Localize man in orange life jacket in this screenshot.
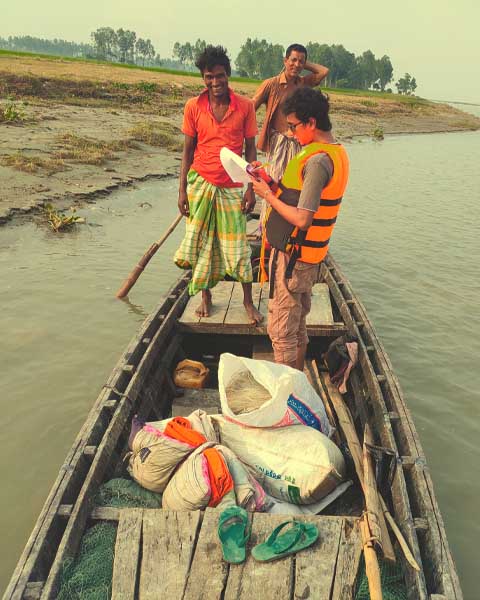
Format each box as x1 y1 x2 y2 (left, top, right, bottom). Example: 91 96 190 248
251 87 349 371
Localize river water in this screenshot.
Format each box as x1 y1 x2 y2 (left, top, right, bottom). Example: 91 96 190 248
1 117 479 597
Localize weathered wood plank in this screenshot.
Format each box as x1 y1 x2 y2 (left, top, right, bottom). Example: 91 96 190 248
224 281 250 325
140 510 201 600
257 282 269 316
224 513 294 600
295 516 343 600
183 508 229 600
112 508 143 600
178 291 201 325
172 388 221 417
307 283 334 326
178 322 346 336
23 582 43 600
199 281 235 325
252 337 274 361
331 518 362 600
224 283 265 325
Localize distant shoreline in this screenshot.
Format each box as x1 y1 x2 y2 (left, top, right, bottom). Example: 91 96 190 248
431 99 480 107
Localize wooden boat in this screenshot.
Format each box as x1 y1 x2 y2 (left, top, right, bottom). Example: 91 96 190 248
4 254 462 600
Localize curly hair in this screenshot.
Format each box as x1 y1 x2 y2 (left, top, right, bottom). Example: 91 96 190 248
282 87 331 131
195 45 231 76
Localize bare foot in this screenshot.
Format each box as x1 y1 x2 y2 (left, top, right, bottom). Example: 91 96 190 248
244 301 264 325
195 290 212 317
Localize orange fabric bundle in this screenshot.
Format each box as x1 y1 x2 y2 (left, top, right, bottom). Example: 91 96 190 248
163 416 233 507
164 416 207 447
203 448 234 507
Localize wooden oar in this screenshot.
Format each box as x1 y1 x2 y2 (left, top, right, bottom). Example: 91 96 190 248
116 213 183 299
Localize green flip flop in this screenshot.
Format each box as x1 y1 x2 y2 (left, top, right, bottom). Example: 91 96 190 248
251 520 319 562
218 506 250 564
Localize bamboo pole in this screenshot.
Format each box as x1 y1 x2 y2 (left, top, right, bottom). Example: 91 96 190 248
313 362 396 562
311 359 342 446
360 516 383 600
363 423 384 553
312 361 421 572
116 213 183 299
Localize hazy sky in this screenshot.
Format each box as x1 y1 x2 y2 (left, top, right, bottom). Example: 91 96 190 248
2 0 479 103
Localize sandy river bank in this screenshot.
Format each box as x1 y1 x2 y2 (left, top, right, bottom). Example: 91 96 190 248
1 54 479 225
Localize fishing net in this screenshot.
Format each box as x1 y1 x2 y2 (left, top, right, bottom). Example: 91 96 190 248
95 477 163 509
57 522 116 600
225 369 271 415
57 477 162 599
355 557 407 600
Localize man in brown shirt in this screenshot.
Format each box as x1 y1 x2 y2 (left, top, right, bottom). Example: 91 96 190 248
253 43 329 188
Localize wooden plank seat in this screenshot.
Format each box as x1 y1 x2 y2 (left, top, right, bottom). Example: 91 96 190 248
112 507 361 600
178 282 346 337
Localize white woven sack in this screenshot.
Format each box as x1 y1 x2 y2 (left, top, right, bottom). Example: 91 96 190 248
129 410 217 494
129 426 193 494
218 353 332 436
162 442 216 510
213 416 345 505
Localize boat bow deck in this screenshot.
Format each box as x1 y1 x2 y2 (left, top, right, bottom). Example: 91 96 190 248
178 281 347 337
112 507 361 600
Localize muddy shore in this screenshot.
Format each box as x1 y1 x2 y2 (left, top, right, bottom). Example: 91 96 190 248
1 54 479 225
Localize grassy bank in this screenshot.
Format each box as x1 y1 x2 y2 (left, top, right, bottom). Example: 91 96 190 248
0 51 479 225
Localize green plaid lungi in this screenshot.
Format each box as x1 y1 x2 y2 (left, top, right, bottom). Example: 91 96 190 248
174 169 253 296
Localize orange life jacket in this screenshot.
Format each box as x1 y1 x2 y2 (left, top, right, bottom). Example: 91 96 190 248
261 143 349 281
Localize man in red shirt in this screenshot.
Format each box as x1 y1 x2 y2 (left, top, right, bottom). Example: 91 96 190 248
174 45 263 324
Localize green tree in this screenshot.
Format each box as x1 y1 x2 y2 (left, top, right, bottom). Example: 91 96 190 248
136 38 155 65
2 35 92 57
357 50 377 89
410 77 417 94
91 27 117 61
193 39 207 62
173 41 194 66
236 38 283 79
305 43 334 86
376 55 393 91
117 28 136 63
395 73 417 95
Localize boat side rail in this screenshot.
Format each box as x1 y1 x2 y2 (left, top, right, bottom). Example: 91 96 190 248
322 255 462 599
322 256 428 599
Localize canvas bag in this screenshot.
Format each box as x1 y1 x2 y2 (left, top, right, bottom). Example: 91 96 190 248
128 410 218 494
213 416 345 505
218 353 332 436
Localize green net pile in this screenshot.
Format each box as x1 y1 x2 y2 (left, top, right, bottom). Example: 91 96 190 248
57 477 162 600
355 557 407 600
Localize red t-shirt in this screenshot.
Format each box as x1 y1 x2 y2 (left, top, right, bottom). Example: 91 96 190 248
182 88 258 188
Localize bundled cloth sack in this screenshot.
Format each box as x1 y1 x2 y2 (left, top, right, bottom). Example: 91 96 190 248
162 442 233 510
127 410 218 494
213 416 346 505
128 410 266 511
219 353 332 436
162 443 267 512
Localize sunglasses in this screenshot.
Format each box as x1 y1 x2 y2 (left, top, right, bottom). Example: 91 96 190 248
286 120 305 132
